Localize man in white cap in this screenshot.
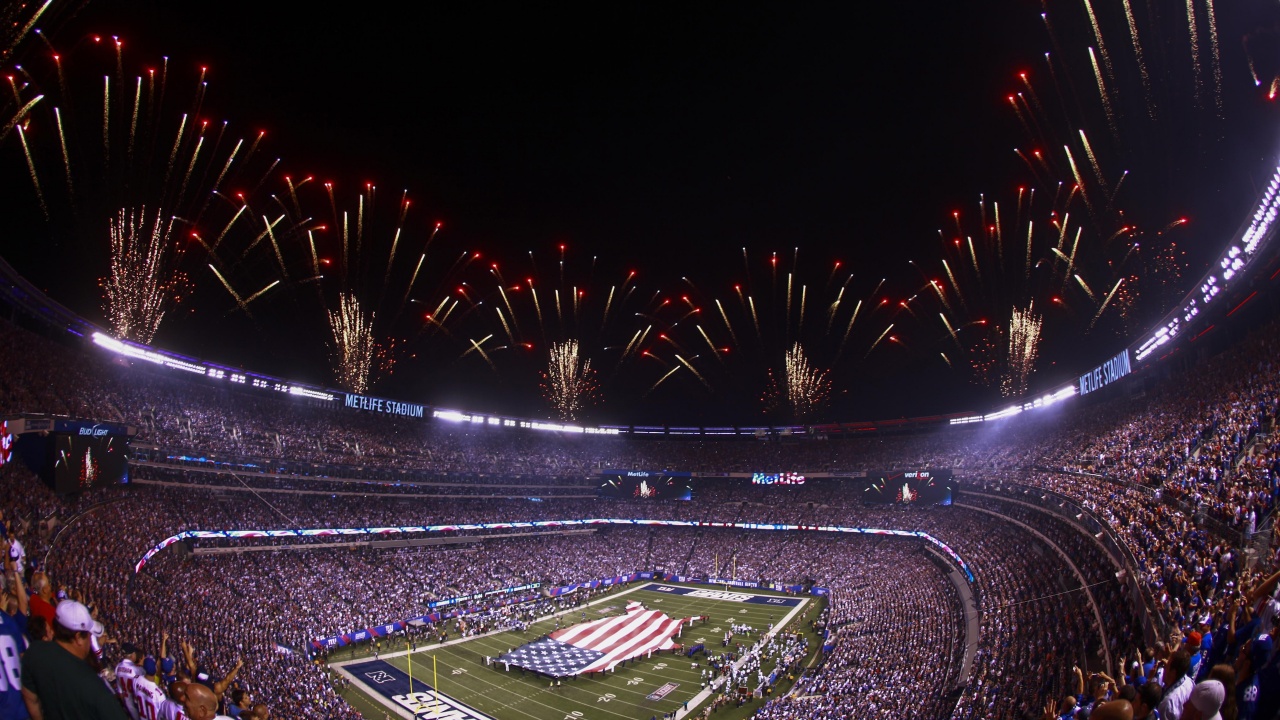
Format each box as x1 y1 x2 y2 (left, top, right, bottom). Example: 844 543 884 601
20 599 128 719
1180 678 1225 720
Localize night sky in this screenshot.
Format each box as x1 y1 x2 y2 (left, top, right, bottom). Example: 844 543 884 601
4 1 1280 424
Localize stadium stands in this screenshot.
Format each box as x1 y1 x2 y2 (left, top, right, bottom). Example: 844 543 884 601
0 311 1278 719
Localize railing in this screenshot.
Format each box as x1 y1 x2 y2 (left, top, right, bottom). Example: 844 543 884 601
42 495 134 569
1248 510 1276 569
965 479 1168 647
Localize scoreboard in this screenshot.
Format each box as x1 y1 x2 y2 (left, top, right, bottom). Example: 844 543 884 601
865 469 955 506
598 471 693 500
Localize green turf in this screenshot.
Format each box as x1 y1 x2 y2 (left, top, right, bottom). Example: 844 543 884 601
332 582 826 720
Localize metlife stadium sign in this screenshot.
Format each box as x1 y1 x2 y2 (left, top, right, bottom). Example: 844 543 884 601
1078 349 1131 396
343 393 425 418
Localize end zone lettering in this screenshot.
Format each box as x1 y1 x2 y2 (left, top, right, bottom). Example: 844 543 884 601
646 682 680 701
343 660 492 720
639 583 805 606
687 589 755 602
393 691 492 720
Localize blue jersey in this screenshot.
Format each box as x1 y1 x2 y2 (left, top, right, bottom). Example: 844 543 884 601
0 612 29 720
1238 674 1259 720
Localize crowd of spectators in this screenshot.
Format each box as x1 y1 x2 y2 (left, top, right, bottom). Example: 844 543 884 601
0 308 1278 719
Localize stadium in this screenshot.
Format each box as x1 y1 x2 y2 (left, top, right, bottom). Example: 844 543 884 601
0 2 1278 720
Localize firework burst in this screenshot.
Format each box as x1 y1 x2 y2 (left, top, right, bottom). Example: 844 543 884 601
1001 303 1042 398
762 343 832 421
260 175 476 384
669 249 894 405
541 339 599 421
327 292 376 393
2 37 298 329
101 206 187 343
464 244 678 407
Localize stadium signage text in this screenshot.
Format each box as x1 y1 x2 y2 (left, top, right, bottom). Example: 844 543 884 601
687 589 756 602
646 682 680 701
645 583 806 606
343 661 494 720
1078 349 1131 396
344 393 425 418
392 691 491 720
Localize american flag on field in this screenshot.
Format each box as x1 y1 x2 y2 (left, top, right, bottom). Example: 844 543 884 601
499 602 693 677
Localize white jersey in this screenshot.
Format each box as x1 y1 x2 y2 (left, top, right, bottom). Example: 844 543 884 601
157 699 188 720
7 539 23 576
114 658 142 720
133 675 166 720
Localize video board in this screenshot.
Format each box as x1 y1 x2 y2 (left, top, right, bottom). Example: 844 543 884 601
52 435 128 493
598 471 693 500
865 469 954 506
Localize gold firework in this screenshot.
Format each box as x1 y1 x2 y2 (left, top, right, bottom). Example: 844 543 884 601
1001 303 1042 398
327 292 377 393
101 206 186 344
541 339 598 421
764 342 831 421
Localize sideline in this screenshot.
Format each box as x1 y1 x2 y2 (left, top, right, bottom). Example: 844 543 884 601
673 596 809 720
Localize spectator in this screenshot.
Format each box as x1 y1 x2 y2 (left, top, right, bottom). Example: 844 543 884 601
1132 681 1163 720
1183 678 1226 720
1160 650 1196 720
182 683 231 720
24 578 53 628
20 600 126 720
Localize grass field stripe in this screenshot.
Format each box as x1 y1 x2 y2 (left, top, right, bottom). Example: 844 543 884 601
337 582 817 719
676 594 811 715
395 654 633 720
337 581 655 665
405 655 640 720
419 645 648 708
416 621 701 713
400 657 545 720
431 637 700 710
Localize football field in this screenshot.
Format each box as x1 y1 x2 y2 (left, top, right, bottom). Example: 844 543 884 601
332 582 821 720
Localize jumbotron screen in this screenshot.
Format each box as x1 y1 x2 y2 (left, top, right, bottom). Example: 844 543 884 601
865 470 955 506
598 471 693 500
52 435 128 493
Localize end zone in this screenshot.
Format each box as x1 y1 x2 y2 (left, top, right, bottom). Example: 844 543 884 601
640 583 805 607
340 659 494 720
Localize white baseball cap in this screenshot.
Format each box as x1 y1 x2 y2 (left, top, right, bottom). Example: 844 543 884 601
55 600 104 635
1188 679 1225 720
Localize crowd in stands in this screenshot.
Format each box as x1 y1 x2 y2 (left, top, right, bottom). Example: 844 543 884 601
0 306 1277 719
755 542 963 719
